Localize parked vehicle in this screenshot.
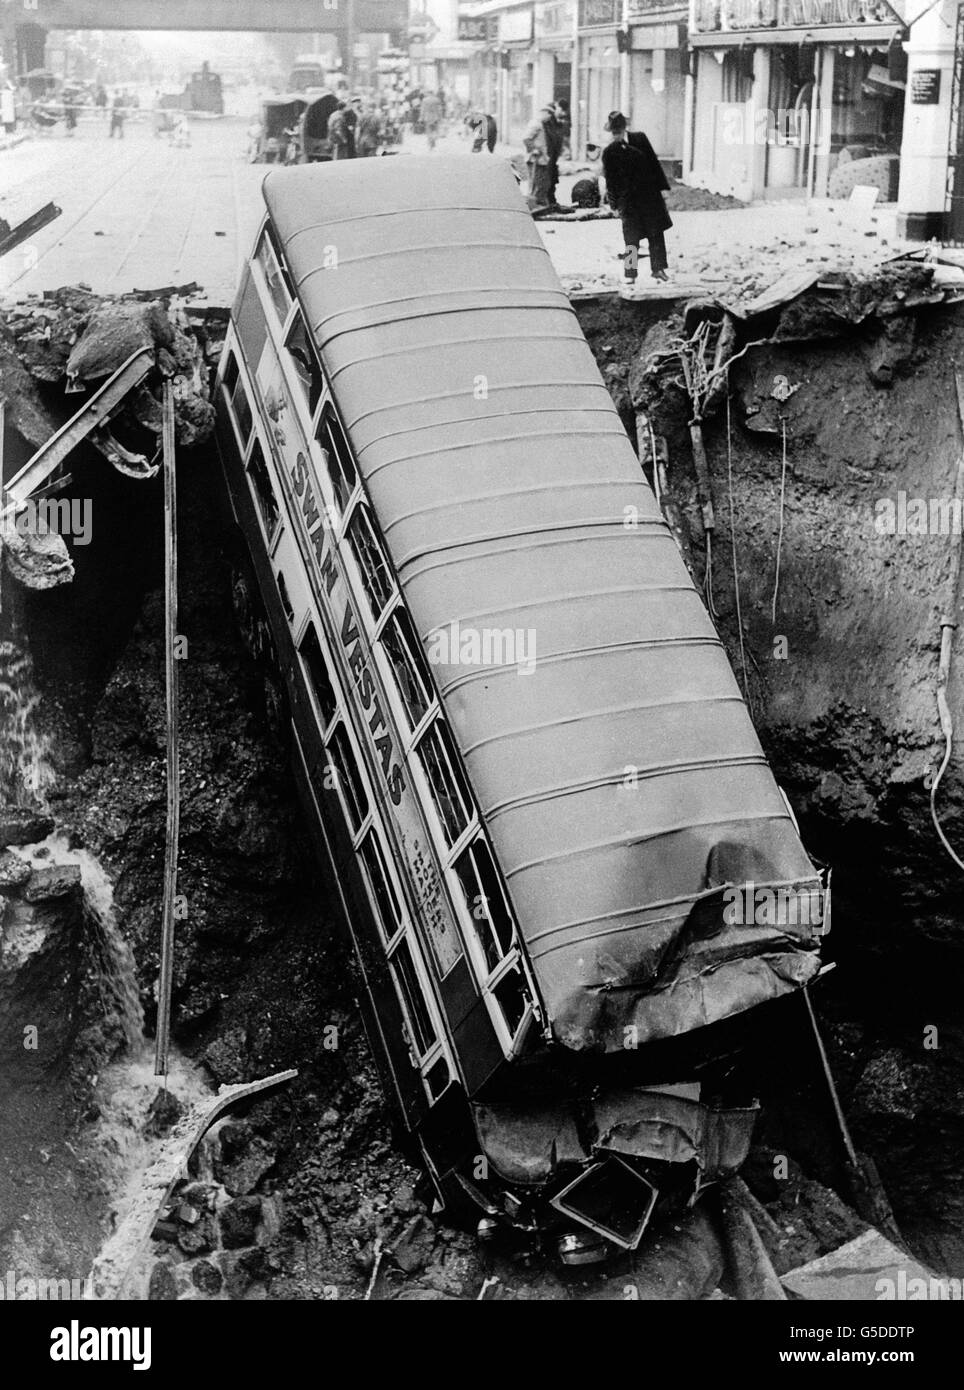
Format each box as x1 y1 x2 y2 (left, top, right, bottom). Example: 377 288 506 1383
213 158 828 1264
249 96 308 164
298 92 340 162
183 62 224 116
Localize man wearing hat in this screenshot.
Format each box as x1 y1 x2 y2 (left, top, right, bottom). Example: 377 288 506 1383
524 104 563 208
601 110 672 285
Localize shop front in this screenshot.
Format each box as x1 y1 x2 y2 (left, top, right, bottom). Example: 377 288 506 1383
685 0 907 201
461 2 535 142
576 0 625 153
627 0 687 162
533 0 575 113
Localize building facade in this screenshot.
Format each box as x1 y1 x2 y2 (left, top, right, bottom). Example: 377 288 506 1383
684 0 908 201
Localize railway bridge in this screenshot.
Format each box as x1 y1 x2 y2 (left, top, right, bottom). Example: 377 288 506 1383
1 0 408 75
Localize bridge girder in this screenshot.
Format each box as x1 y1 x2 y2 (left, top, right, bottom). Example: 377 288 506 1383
13 0 408 35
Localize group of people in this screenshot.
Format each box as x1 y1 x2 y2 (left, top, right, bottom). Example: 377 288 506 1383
326 97 392 159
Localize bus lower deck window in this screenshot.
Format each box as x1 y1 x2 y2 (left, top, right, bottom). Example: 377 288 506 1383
299 622 338 731
247 440 279 537
492 964 528 1037
391 936 435 1058
326 722 369 833
359 829 403 942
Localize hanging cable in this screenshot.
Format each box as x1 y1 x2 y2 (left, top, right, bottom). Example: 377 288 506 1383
771 416 789 626
929 373 964 873
726 377 751 710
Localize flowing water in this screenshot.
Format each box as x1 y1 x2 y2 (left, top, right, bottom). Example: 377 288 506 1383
0 636 55 806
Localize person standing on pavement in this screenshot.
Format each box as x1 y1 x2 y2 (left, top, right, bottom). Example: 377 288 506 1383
357 102 381 157
524 104 561 207
467 109 497 153
109 90 126 139
419 89 442 149
95 84 108 119
601 110 672 284
344 98 359 158
327 101 349 160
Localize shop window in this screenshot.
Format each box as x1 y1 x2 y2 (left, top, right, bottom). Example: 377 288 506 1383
326 721 369 833
299 622 338 732
316 408 357 515
359 829 403 943
381 606 433 732
256 228 293 326
452 837 515 975
417 719 473 847
391 936 436 1058
346 506 394 622
285 310 324 415
247 438 279 538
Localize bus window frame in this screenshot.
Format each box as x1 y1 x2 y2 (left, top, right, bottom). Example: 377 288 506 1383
343 500 396 629
312 401 360 528
244 427 283 553
252 224 294 330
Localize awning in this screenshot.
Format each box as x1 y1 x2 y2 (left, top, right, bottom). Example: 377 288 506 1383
690 21 900 42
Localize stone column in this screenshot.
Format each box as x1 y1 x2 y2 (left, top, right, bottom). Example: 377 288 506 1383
897 0 956 241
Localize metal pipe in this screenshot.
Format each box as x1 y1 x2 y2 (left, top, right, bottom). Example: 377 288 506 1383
154 379 179 1079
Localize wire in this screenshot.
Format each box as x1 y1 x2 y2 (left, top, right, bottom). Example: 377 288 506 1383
771 416 788 626
726 378 751 711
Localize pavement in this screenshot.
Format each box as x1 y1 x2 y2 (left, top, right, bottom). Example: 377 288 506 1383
0 116 918 309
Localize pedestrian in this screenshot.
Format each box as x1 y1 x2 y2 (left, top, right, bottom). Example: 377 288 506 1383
109 90 126 139
524 104 561 208
327 101 349 160
95 83 107 118
601 110 672 285
357 103 381 157
467 109 497 153
419 89 441 150
555 99 572 160
343 97 359 158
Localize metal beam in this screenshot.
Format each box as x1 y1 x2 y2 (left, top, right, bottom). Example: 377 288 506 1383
32 0 406 34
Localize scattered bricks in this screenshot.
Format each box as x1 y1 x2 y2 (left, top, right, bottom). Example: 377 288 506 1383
219 1195 262 1249
219 1135 276 1197
152 1220 179 1244
178 1204 200 1226
219 1247 268 1299
0 849 31 892
0 806 54 847
177 1213 217 1258
148 1262 178 1301
389 1216 436 1275
23 864 82 902
257 1194 283 1243
191 1260 223 1296
179 1181 219 1213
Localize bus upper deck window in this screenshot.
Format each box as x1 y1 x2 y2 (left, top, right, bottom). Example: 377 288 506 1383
381 606 433 733
317 409 357 516
347 507 394 623
418 719 473 848
285 311 323 416
256 228 292 326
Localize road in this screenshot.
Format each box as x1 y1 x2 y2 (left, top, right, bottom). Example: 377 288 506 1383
0 114 910 309
0 116 265 304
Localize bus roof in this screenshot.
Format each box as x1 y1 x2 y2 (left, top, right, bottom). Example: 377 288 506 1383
262 158 821 1052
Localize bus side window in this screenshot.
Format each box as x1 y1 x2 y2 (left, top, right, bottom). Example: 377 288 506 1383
325 720 369 833
223 351 253 447
247 438 279 539
255 228 292 326
299 622 338 733
316 408 357 516
285 310 324 416
381 606 433 734
346 507 395 623
452 837 514 975
417 719 473 848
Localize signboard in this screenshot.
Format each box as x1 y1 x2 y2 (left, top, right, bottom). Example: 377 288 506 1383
536 0 575 36
458 13 499 39
578 0 619 25
910 68 940 104
628 0 684 14
693 0 900 32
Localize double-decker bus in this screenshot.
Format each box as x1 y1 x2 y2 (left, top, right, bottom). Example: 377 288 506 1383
214 156 827 1264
